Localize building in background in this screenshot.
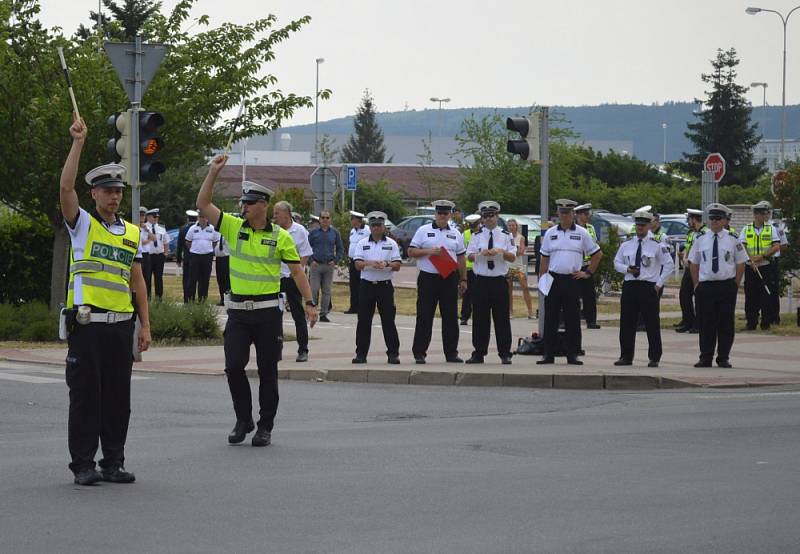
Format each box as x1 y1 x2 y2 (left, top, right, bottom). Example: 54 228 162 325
753 138 800 173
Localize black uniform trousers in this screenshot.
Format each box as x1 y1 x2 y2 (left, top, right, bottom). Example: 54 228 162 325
696 279 737 364
543 272 581 359
356 280 400 358
216 255 230 305
280 276 308 354
744 264 775 326
412 271 460 359
460 269 476 322
619 280 662 362
182 253 194 303
140 252 152 297
224 305 282 431
471 275 512 359
347 259 360 311
579 266 597 324
65 318 134 473
149 253 165 299
678 268 697 329
769 260 781 324
188 252 214 301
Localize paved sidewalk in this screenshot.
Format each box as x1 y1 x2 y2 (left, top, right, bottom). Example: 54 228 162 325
2 312 799 390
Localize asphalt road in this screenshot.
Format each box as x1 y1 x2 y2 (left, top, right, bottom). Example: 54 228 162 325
2 361 799 553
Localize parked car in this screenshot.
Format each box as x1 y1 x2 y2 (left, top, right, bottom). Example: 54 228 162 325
389 215 434 258
500 214 541 256
590 211 634 243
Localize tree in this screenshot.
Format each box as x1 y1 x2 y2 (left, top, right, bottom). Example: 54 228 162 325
352 179 408 223
318 133 339 166
0 0 324 307
76 0 158 41
417 132 458 202
680 48 765 185
340 89 391 163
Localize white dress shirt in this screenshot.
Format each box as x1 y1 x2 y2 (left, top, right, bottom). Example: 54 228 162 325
409 222 466 275
353 235 402 281
281 222 313 278
689 230 748 281
613 232 675 287
146 223 169 255
466 226 516 277
540 223 600 274
186 223 220 254
349 226 370 258
214 234 230 258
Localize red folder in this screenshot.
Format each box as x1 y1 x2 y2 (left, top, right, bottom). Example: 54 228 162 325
430 246 458 278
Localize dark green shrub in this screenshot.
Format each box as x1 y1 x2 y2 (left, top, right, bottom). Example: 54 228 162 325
0 214 54 304
149 301 220 342
0 302 58 341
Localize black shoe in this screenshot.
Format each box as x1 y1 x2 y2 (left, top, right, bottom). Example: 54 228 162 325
446 356 463 363
689 328 699 334
614 358 632 366
343 309 358 314
319 315 331 323
228 419 255 444
745 323 757 331
414 356 426 364
694 360 712 368
500 356 512 365
648 360 659 368
73 468 102 486
675 326 690 333
673 321 685 328
100 466 136 483
537 357 555 365
578 349 586 356
587 323 601 329
460 319 468 326
567 358 584 365
465 355 484 364
252 428 271 447
387 356 400 364
351 356 367 364
296 351 308 362
760 322 770 331
717 360 732 368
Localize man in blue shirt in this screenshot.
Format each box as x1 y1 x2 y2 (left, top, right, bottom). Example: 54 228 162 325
308 209 345 322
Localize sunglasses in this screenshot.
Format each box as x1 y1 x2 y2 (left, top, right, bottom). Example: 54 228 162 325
369 221 384 226
319 216 330 219
708 215 723 221
241 200 260 206
483 213 497 218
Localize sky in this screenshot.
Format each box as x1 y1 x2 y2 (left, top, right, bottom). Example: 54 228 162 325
37 0 800 126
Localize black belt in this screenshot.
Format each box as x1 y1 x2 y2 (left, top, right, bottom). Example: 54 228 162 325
549 271 575 278
625 280 657 285
362 279 391 284
475 274 505 279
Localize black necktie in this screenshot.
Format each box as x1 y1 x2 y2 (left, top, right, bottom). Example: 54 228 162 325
634 239 642 269
712 233 719 273
487 231 495 270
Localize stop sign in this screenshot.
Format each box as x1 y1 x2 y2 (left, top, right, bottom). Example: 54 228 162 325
704 153 726 183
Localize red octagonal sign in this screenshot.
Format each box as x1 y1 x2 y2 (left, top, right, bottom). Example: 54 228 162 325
704 153 726 183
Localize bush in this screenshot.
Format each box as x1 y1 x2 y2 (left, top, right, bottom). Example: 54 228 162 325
0 214 54 304
0 302 58 341
149 301 221 342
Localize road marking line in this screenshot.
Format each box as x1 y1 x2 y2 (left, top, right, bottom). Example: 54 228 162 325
0 372 62 384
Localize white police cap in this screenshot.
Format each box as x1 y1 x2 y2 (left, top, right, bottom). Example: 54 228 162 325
185 209 198 219
349 210 365 219
686 208 703 217
139 206 148 214
478 200 501 214
145 208 160 216
366 211 388 224
241 181 273 202
85 163 126 188
432 199 455 211
752 200 772 211
706 203 731 217
555 198 578 210
632 209 654 223
465 214 481 224
310 214 320 221
574 203 592 213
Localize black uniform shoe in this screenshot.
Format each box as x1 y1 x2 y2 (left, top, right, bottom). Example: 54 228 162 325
351 356 367 364
636 324 646 332
73 468 102 486
100 466 136 483
745 323 757 331
694 360 712 368
567 358 584 365
460 319 468 326
673 321 685 328
343 309 358 314
228 420 255 444
613 358 632 366
717 360 732 368
319 315 331 323
252 428 271 447
446 356 464 363
465 355 484 364
414 356 426 364
500 356 512 365
296 351 308 362
760 322 770 331
647 360 659 368
587 323 601 329
387 356 400 364
675 326 690 333
537 357 555 365
578 349 586 356
689 327 699 334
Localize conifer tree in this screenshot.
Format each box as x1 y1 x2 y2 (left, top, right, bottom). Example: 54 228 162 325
340 89 391 163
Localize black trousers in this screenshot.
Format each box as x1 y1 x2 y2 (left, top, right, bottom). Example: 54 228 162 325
65 318 134 473
188 253 214 301
281 276 308 354
678 268 697 328
149 253 165 299
769 261 781 323
412 271 460 359
471 275 512 358
347 259 360 311
356 280 400 358
579 267 597 324
544 273 581 359
216 256 230 304
696 279 738 363
460 269 476 322
181 253 194 303
141 252 152 298
619 280 662 362
744 264 775 326
223 306 282 430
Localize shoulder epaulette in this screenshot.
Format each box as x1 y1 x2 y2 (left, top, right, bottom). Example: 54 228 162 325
501 229 510 235
727 229 738 238
695 230 706 237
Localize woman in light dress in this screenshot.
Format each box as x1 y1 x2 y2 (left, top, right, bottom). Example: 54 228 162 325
506 219 534 319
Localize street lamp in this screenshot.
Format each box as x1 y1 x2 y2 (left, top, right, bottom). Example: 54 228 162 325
750 81 768 107
661 122 668 165
314 57 325 165
429 97 450 164
746 5 800 168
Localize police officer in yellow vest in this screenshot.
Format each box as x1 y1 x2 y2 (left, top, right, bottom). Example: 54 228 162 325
197 155 317 447
575 203 600 329
460 213 481 325
740 200 781 330
59 117 151 486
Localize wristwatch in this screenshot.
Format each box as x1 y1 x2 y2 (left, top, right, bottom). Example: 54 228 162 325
305 299 316 307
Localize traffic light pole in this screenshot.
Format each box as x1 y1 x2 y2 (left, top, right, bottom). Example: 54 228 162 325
129 35 143 223
538 107 549 337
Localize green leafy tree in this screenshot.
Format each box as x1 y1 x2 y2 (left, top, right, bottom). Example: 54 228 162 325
416 131 459 202
680 48 765 185
352 179 408 223
271 187 312 219
772 163 800 283
340 89 392 163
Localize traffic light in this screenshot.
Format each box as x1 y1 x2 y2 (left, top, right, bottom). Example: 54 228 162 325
107 110 132 180
506 114 541 162
139 111 165 182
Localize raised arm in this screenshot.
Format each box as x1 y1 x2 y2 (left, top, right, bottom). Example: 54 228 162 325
196 155 227 225
60 116 87 227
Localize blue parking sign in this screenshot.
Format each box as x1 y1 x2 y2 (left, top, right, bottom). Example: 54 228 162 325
346 166 358 191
